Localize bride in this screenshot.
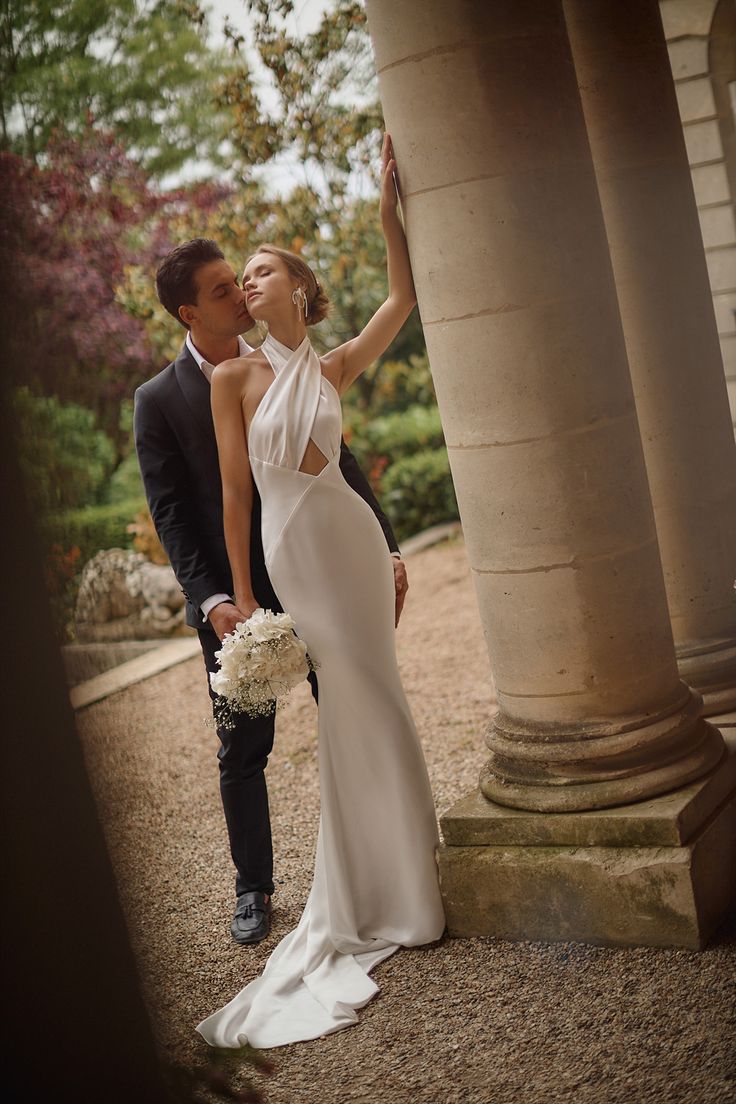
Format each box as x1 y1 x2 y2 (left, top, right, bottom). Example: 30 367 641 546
196 135 446 1049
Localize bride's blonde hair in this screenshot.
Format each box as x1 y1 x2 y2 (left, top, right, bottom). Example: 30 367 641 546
247 244 330 325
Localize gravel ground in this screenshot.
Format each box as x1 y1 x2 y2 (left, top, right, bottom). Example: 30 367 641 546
75 534 736 1104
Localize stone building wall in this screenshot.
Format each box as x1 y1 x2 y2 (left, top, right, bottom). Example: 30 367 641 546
660 0 736 426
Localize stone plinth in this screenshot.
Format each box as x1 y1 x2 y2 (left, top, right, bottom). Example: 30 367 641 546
438 732 736 949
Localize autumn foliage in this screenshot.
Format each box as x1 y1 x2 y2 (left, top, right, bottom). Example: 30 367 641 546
0 126 227 442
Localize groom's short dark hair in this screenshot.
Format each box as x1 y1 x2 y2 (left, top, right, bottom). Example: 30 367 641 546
156 238 225 328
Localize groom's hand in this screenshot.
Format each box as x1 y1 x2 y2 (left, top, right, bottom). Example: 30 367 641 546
209 601 244 642
392 558 408 627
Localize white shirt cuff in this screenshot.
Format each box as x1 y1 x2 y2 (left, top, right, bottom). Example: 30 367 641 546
200 592 233 622
390 551 402 559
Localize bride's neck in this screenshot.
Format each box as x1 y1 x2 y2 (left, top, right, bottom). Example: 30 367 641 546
266 316 308 351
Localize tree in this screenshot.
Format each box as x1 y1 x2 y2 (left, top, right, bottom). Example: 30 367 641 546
220 0 381 195
0 0 234 177
0 126 226 443
206 0 426 408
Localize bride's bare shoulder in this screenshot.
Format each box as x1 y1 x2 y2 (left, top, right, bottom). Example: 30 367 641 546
211 349 264 389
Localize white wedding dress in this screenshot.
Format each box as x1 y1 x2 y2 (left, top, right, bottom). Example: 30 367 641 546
195 333 446 1049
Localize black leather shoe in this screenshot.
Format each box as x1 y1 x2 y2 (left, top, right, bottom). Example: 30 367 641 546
231 890 272 945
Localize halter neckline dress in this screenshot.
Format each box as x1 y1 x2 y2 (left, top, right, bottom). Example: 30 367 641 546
195 332 445 1049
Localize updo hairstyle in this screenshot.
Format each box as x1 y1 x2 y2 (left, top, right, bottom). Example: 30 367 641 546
249 243 330 325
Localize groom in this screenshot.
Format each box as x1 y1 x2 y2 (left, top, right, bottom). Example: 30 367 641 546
134 238 408 946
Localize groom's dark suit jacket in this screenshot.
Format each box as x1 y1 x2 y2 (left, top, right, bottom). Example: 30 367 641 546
134 342 399 630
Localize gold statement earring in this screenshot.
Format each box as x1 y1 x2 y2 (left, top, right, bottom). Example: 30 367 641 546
291 286 308 317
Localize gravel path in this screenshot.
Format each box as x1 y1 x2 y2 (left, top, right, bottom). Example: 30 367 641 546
75 535 736 1104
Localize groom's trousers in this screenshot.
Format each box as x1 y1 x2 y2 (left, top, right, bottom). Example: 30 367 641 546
198 627 319 900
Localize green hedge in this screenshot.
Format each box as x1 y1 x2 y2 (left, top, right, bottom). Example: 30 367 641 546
345 402 445 472
12 387 117 512
42 496 145 566
381 446 459 542
105 451 145 504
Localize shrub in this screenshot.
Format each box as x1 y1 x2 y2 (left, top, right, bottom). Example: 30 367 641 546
381 447 459 542
342 397 456 541
344 402 445 477
378 352 437 411
346 352 437 416
105 450 145 504
43 543 85 641
39 489 148 641
42 497 144 569
12 387 116 512
127 507 168 565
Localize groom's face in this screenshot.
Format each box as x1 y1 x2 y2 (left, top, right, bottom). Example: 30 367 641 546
181 259 252 336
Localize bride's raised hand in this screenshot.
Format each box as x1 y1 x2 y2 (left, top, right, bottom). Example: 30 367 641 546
379 133 399 222
328 130 415 393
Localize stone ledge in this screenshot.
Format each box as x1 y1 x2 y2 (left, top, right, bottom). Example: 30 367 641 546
437 786 736 949
401 520 461 557
69 637 201 711
62 640 164 687
711 709 736 728
441 730 736 847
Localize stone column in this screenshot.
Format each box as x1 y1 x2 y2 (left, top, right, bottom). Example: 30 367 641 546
562 0 736 717
366 0 736 948
366 0 723 813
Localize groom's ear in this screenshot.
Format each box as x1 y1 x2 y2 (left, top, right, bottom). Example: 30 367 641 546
179 304 196 328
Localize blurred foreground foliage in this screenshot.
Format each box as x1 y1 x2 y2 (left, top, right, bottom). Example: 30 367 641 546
161 1040 275 1102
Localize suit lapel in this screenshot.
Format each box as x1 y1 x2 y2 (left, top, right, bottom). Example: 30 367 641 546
173 344 214 440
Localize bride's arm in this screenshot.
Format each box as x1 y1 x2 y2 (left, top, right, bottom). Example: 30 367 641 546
210 361 260 619
333 134 417 393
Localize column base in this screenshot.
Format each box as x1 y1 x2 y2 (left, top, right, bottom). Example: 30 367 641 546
437 731 736 949
481 688 726 812
677 638 736 717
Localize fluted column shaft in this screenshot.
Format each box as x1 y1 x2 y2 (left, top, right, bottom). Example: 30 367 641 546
563 0 736 715
365 0 724 811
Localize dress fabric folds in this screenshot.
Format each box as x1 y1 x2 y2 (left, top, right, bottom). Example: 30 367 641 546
195 333 445 1049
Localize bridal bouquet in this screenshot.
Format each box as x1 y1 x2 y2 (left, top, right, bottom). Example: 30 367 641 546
210 608 318 728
